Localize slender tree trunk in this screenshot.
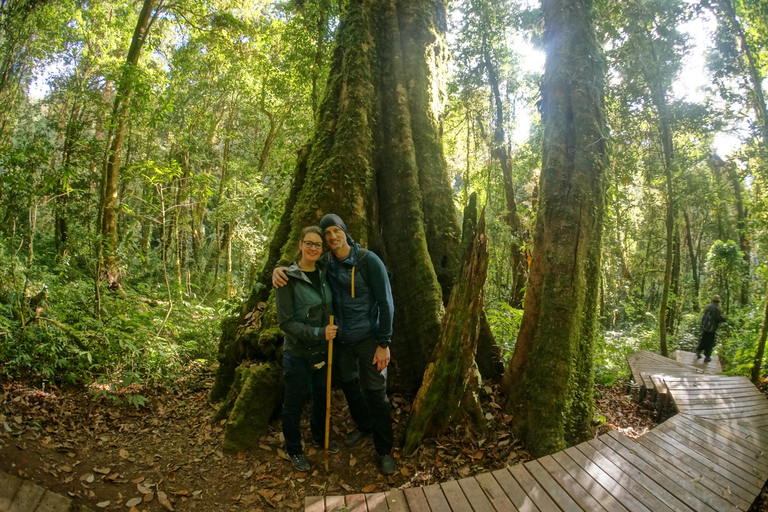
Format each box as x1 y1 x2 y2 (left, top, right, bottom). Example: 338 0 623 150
683 210 700 311
751 280 768 383
501 0 607 456
666 227 680 333
650 83 675 358
717 0 768 145
98 0 159 290
483 47 527 308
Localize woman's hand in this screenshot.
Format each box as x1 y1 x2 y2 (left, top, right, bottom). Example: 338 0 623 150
325 324 338 341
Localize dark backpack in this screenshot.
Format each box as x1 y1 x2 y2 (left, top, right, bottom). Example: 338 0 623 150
701 306 717 333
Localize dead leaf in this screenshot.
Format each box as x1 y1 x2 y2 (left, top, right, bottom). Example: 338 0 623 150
243 469 254 479
690 476 702 484
276 448 290 461
131 476 145 484
144 492 154 503
126 497 142 507
59 465 72 473
472 450 484 460
119 449 130 459
137 483 151 494
361 484 377 493
157 491 174 511
96 501 110 508
400 467 411 477
93 467 111 475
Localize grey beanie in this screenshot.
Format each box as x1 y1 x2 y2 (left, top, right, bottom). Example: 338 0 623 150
319 214 354 245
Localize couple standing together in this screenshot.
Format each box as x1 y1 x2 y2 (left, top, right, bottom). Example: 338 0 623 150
273 214 396 475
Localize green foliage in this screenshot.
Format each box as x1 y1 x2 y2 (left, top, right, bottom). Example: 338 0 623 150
485 302 522 360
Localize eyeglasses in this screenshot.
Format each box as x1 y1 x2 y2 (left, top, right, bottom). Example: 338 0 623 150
302 241 323 249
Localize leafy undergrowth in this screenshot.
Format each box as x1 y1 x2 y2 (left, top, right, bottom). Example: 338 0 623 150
0 368 693 512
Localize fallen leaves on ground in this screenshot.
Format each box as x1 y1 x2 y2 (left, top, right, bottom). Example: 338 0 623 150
0 366 714 511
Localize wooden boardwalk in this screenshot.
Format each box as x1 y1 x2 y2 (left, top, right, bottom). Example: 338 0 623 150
305 350 768 511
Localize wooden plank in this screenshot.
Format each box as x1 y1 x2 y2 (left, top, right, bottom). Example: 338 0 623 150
524 459 582 512
563 445 657 512
366 492 389 512
637 431 754 509
716 418 768 444
537 455 613 511
422 484 451 512
581 439 690 512
602 431 734 511
658 421 766 482
305 496 325 512
491 468 541 512
326 495 347 512
509 465 560 512
0 472 23 511
550 450 632 512
346 494 368 512
660 417 768 475
7 481 45 512
458 477 497 512
689 415 768 459
385 489 409 512
475 472 519 512
596 434 719 512
404 488 431 512
440 480 473 512
674 418 768 476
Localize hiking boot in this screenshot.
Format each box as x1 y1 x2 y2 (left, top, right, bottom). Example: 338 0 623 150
344 430 372 447
696 352 702 360
704 356 711 363
313 439 341 454
379 454 397 476
289 454 310 471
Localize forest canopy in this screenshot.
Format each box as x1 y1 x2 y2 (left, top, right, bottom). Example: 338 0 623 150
1 0 768 457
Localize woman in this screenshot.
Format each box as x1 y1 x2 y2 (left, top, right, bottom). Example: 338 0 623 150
275 226 339 471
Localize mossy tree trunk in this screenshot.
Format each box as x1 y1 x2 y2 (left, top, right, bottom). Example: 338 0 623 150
500 0 607 457
751 279 768 384
404 196 488 454
210 0 462 444
98 0 160 290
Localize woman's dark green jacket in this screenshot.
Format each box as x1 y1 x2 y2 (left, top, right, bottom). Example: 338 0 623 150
274 262 333 358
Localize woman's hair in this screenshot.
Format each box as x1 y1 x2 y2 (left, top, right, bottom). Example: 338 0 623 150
293 226 323 263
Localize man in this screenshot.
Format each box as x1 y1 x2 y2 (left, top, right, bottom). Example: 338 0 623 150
273 214 396 475
696 294 727 363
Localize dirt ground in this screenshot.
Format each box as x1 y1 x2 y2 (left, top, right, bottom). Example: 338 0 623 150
0 365 741 512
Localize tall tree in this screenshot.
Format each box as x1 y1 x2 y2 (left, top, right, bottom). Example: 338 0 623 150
501 0 607 456
98 0 162 290
211 0 462 424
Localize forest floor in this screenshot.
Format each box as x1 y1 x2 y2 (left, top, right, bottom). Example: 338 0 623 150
0 365 764 512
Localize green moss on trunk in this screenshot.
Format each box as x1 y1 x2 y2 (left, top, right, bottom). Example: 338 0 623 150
220 362 283 452
404 202 488 454
501 0 607 457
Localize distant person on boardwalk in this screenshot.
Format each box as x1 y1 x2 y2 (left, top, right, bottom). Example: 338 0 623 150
274 226 339 472
274 214 396 475
696 294 727 363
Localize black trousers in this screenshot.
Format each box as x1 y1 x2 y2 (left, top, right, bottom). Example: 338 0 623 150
282 352 327 456
696 331 717 358
336 338 393 455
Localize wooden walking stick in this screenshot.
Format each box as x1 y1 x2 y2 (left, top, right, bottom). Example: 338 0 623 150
324 315 334 472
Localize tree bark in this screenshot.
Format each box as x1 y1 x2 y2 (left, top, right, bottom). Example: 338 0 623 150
483 47 527 308
210 0 461 434
683 210 700 311
751 280 768 383
404 198 488 454
98 0 159 290
501 0 607 457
